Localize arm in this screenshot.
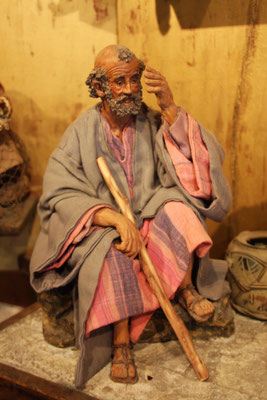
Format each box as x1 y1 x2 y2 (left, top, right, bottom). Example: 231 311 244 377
162 115 212 200
144 65 212 200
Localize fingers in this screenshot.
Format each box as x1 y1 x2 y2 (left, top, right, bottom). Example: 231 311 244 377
145 78 166 94
146 86 164 94
144 65 161 77
145 79 163 87
143 65 174 111
123 228 142 259
115 235 141 259
115 242 139 259
115 218 142 259
144 66 166 88
145 78 166 95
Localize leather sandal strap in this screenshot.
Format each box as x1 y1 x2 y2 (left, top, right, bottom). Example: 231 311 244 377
179 284 196 296
110 342 138 383
112 343 134 362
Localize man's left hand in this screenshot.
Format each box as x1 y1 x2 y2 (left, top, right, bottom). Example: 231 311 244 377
144 66 178 125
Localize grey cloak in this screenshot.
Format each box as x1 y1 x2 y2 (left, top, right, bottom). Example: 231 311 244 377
30 103 231 388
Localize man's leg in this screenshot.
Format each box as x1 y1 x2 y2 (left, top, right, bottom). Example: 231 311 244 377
110 318 138 383
178 255 214 321
145 201 214 323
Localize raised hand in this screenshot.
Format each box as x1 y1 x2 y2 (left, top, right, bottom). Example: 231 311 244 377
144 65 178 125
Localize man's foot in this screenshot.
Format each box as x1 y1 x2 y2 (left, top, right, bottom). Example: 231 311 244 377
178 284 214 323
110 343 138 384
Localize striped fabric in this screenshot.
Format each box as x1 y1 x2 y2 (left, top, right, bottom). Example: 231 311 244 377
42 109 213 343
85 201 212 343
85 110 213 342
163 113 212 199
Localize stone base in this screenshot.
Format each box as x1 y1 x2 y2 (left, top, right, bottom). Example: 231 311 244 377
38 283 75 348
0 305 266 400
39 282 234 348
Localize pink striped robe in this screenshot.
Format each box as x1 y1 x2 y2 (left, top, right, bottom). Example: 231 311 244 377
84 109 213 342
44 109 213 343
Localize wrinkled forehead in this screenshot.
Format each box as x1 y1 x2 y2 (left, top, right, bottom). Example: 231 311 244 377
96 57 140 81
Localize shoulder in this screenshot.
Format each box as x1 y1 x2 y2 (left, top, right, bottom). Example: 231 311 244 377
58 104 101 149
47 104 101 166
66 104 100 133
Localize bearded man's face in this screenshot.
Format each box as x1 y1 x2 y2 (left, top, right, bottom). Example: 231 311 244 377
103 58 143 117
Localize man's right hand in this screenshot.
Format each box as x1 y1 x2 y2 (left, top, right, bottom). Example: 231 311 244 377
93 208 142 259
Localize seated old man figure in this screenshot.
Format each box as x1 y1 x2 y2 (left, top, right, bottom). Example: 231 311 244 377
30 45 231 387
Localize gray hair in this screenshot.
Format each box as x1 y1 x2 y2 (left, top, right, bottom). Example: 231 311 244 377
85 46 145 98
85 67 109 98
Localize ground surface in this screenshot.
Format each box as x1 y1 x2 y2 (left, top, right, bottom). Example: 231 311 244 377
0 307 266 400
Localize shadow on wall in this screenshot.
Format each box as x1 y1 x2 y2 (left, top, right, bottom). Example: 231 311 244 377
46 0 115 31
155 0 265 33
6 90 75 188
210 201 267 259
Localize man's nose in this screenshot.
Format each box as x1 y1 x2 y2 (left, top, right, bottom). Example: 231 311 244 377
123 81 132 94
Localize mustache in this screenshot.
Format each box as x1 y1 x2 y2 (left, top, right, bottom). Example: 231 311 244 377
115 93 141 104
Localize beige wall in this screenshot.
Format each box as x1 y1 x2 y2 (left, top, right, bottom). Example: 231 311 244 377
117 0 267 256
0 0 117 190
1 0 266 257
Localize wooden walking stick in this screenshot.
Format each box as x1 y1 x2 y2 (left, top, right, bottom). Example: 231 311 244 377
97 156 209 382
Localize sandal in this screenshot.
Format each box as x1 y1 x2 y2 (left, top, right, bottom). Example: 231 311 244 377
110 343 138 384
178 284 214 323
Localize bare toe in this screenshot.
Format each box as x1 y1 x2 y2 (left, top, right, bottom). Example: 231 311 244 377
110 343 138 384
178 284 214 322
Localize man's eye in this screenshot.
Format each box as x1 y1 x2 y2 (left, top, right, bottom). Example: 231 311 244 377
131 76 139 84
115 80 124 86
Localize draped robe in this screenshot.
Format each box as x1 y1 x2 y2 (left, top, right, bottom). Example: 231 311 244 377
30 103 231 387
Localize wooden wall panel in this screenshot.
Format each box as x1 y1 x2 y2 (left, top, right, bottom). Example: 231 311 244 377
0 0 117 192
1 0 266 259
117 0 267 257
